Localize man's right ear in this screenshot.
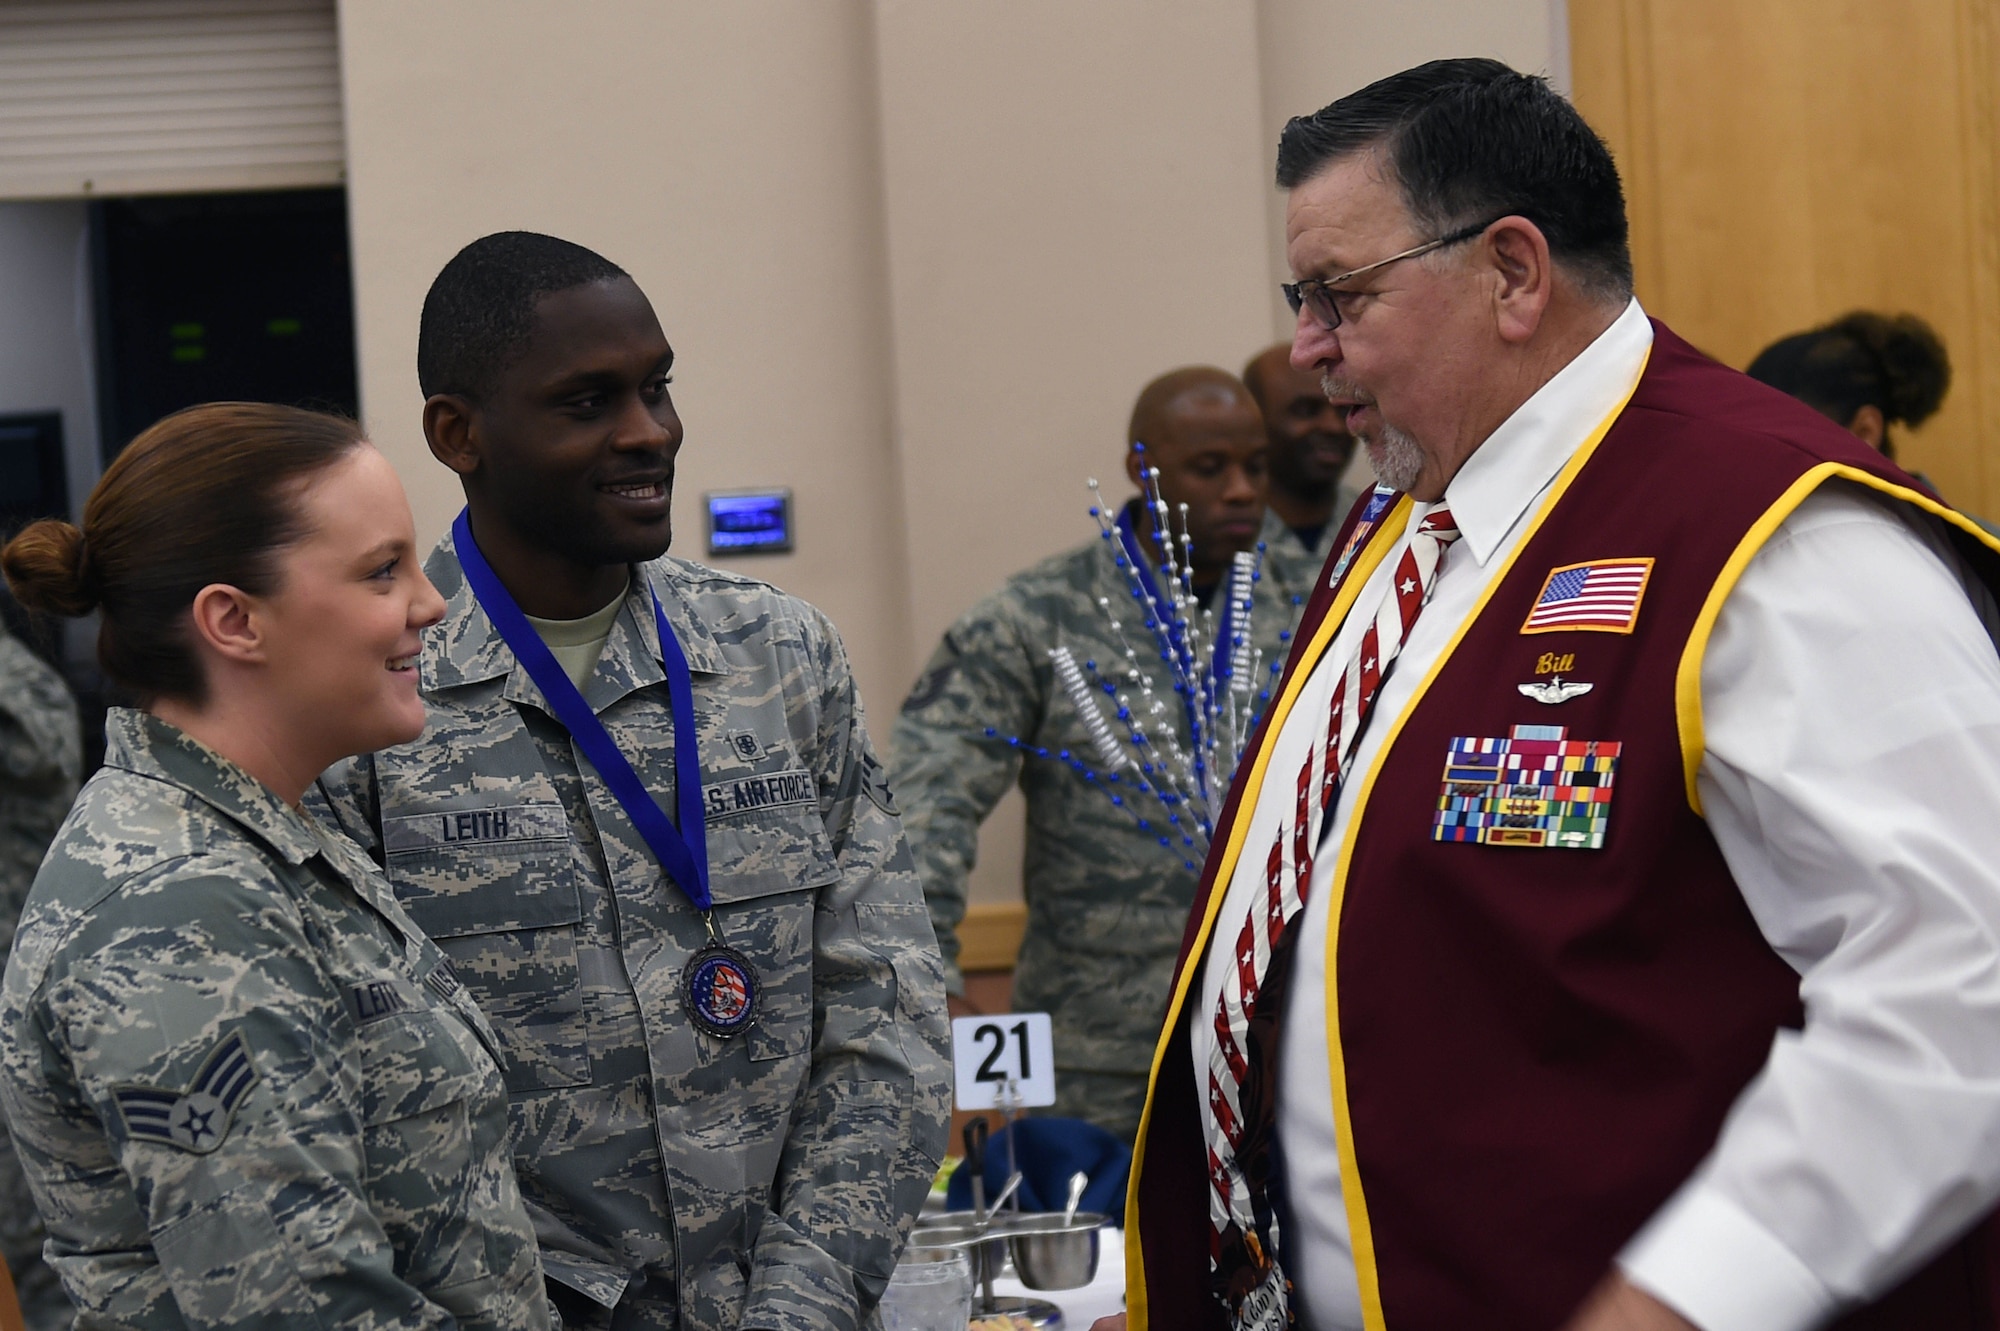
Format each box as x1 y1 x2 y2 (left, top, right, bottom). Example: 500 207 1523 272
423 394 480 477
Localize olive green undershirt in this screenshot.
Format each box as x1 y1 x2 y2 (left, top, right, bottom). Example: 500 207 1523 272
522 576 630 689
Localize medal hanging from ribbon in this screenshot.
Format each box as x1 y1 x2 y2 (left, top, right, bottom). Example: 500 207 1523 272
452 510 760 1039
1324 483 1397 591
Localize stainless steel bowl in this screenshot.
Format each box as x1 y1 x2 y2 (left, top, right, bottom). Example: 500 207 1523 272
909 1212 1017 1287
1006 1213 1107 1291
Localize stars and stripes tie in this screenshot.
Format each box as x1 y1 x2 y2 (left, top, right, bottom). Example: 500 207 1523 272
1204 504 1462 1311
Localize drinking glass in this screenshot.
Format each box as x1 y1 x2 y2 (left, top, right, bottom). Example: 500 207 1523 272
880 1245 973 1331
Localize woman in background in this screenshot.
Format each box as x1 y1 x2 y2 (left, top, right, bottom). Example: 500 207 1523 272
1747 310 1951 462
0 403 548 1331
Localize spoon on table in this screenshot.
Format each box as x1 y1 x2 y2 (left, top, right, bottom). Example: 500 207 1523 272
988 1168 1023 1215
1062 1170 1088 1225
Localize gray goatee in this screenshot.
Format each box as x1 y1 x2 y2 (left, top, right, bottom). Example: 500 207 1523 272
1322 372 1425 492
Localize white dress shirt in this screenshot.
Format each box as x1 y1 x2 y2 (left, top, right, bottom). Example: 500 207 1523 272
1190 298 2000 1331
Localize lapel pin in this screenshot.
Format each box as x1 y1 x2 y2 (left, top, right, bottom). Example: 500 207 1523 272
1518 675 1593 705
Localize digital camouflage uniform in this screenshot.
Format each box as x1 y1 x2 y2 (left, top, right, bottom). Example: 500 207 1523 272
889 504 1313 1143
0 628 82 1331
0 709 546 1331
1257 480 1367 599
313 533 950 1331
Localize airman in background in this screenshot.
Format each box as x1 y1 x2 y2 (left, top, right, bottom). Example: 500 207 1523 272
1244 340 1365 592
891 366 1312 1144
0 627 78 1331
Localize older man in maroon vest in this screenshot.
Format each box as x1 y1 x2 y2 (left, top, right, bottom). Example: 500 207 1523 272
1114 59 2000 1331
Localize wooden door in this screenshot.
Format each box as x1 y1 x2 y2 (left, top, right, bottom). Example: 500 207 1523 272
1570 0 2000 513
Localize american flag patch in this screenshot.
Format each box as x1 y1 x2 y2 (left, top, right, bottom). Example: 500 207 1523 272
1521 558 1653 634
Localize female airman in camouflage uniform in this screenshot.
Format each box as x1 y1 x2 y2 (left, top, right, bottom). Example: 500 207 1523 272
0 404 549 1331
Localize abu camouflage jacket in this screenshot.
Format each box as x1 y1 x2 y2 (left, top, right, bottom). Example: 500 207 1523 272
315 534 950 1331
0 709 545 1331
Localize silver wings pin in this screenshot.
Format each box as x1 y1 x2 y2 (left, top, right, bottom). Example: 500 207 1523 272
1518 675 1594 705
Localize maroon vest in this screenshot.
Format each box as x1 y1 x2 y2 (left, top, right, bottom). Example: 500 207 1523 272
1128 323 2000 1331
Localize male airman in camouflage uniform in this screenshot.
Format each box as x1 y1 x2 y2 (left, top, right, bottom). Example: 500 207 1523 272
314 233 949 1331
891 367 1313 1144
1243 341 1367 594
0 626 80 1331
0 708 546 1331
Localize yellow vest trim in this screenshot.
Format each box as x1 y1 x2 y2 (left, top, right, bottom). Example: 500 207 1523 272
1125 342 1655 1327
1324 358 1646 1329
1122 497 1411 1331
1674 463 2000 814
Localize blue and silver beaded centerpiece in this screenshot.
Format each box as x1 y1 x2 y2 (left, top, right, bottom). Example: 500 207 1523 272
988 448 1280 870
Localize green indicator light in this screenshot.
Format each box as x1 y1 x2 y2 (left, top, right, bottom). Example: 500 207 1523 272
266 317 302 336
169 322 204 340
171 345 206 363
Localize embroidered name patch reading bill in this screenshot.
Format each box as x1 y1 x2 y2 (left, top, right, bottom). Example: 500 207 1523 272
1433 725 1621 849
112 1030 259 1154
1521 558 1654 634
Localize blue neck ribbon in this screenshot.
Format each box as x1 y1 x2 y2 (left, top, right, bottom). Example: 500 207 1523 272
451 509 711 912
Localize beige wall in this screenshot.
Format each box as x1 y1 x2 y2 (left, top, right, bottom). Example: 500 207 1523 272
875 4 1274 656
871 3 1277 906
337 0 911 721
336 0 1557 910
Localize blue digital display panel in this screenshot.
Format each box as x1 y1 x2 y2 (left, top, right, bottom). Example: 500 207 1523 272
705 488 793 555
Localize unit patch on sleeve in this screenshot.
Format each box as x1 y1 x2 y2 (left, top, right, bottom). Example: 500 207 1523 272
1433 725 1621 849
1520 558 1654 634
112 1029 260 1154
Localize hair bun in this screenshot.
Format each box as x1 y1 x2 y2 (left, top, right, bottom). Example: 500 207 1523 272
3 518 98 618
1831 311 1951 428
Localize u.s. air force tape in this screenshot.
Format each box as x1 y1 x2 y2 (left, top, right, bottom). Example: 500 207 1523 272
703 768 814 821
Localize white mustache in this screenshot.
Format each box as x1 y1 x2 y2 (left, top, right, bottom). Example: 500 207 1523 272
1320 372 1373 407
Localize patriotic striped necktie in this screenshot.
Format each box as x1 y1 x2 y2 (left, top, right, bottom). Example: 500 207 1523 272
1205 504 1462 1325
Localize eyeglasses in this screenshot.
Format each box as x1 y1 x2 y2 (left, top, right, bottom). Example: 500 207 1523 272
1282 217 1503 331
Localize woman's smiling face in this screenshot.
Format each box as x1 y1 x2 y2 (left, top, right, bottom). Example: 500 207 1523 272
253 444 446 760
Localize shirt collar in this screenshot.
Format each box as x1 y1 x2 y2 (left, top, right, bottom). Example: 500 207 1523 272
421 529 732 705
1428 298 1653 563
102 708 323 866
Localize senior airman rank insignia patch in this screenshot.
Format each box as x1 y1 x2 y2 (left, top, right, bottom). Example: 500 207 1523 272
1432 725 1621 849
112 1029 259 1154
